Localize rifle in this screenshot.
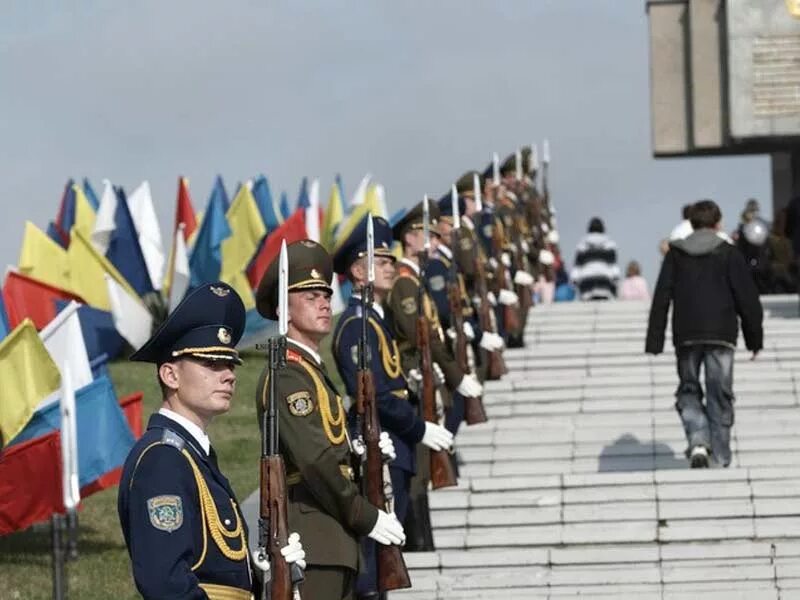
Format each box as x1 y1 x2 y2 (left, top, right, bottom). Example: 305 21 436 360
472 173 507 380
418 195 458 490
491 213 522 337
259 241 304 600
448 185 487 425
354 215 412 592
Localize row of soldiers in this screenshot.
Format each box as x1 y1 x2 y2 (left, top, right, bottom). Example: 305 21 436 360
117 147 556 600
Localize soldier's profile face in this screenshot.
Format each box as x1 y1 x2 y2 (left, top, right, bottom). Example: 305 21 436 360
374 257 395 293
161 358 236 424
288 289 332 340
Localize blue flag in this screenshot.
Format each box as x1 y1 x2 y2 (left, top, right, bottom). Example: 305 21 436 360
252 175 283 230
389 207 407 227
46 222 66 248
296 177 310 209
335 173 345 204
189 182 232 286
0 296 9 341
56 180 77 239
55 300 125 363
10 376 135 487
106 187 155 296
82 178 100 211
213 175 230 212
279 191 291 220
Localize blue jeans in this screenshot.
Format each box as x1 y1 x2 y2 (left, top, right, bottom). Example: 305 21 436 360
675 344 735 466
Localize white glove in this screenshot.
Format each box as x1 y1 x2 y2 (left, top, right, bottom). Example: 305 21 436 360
541 223 550 233
457 373 483 398
547 230 560 244
462 321 475 341
368 510 406 546
498 289 519 306
539 249 555 266
432 362 445 387
252 532 307 576
446 327 457 341
480 331 505 352
501 253 512 268
351 437 366 457
407 368 422 395
514 270 534 286
281 532 306 570
379 431 396 462
421 422 454 451
486 291 497 306
488 257 499 270
521 240 530 254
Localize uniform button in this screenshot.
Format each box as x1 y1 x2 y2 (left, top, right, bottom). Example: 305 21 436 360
224 519 231 526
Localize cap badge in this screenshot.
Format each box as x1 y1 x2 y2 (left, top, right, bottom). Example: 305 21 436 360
310 268 321 280
301 240 316 248
217 328 232 345
210 285 230 297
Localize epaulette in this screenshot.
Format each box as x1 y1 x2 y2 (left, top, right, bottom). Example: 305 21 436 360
161 429 185 451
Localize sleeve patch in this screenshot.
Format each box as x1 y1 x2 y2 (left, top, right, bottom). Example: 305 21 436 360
147 495 184 532
429 275 446 292
401 296 417 315
287 391 314 416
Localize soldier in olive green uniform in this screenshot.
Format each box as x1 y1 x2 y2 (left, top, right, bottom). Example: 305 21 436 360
255 240 405 600
386 201 483 550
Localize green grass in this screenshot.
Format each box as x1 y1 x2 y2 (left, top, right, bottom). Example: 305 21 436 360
0 326 343 600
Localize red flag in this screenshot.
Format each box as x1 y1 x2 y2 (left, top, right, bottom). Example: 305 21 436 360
80 391 143 497
247 208 307 288
3 272 84 330
0 432 64 535
175 176 197 241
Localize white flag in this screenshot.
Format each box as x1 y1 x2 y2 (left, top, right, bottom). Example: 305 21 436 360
106 275 153 350
349 173 372 207
330 275 345 316
373 183 389 219
168 225 190 313
128 181 166 291
38 301 93 410
91 179 117 254
306 178 321 243
59 363 80 510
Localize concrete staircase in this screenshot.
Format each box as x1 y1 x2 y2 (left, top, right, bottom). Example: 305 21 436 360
394 296 800 599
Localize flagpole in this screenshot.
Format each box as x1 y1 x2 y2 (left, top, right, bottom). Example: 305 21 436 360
51 513 66 600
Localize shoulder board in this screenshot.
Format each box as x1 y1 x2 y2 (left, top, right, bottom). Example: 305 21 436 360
395 264 417 279
161 429 185 451
287 349 303 363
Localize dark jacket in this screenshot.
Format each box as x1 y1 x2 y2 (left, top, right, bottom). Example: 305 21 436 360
645 229 763 354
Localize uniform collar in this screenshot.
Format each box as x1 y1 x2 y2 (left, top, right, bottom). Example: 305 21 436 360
287 337 322 366
350 293 385 319
399 257 420 275
157 408 211 455
437 244 453 260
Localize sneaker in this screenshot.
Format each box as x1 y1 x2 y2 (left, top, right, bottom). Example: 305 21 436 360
690 446 709 469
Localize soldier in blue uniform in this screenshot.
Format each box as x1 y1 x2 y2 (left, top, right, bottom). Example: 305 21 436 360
118 281 305 600
331 216 452 598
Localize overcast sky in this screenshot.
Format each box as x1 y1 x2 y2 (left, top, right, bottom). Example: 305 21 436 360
0 1 770 281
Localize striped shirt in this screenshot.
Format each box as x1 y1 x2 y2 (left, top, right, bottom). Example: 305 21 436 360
571 233 621 300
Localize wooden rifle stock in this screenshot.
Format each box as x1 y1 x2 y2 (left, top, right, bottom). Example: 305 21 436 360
447 276 487 425
357 371 411 592
416 314 458 489
259 455 293 600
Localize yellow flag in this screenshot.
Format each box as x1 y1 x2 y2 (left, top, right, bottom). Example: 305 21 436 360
321 183 344 251
220 184 266 281
0 319 61 446
223 270 256 311
67 227 141 310
72 184 97 237
18 221 72 291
